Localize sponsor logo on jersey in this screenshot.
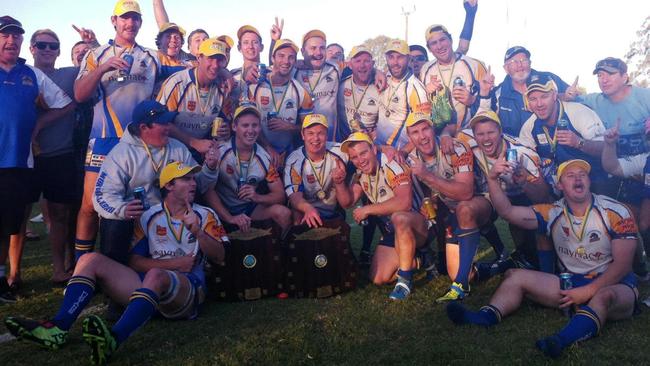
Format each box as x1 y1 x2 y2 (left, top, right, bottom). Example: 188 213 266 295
536 133 549 145
557 246 606 262
156 225 167 236
307 174 316 184
302 75 309 83
613 217 637 234
261 96 270 106
562 226 570 236
187 101 196 111
21 75 34 86
362 181 369 191
344 88 352 97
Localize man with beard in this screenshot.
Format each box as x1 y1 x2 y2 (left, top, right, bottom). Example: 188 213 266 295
447 159 639 359
157 38 231 157
284 114 349 227
337 45 380 139
294 30 341 141
376 39 430 153
337 132 429 300
481 46 569 136
204 104 291 234
248 39 313 159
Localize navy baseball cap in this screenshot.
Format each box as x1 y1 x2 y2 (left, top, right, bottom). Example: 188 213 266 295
504 46 530 62
525 73 557 95
593 57 627 75
132 101 177 125
0 16 24 34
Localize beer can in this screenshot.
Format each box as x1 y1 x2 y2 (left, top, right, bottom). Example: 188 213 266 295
133 186 149 210
453 76 465 87
258 63 268 82
422 197 437 222
211 117 224 138
506 148 518 164
559 272 573 317
267 111 278 120
118 53 134 82
557 118 569 130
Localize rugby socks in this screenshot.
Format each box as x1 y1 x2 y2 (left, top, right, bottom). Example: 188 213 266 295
455 228 480 287
480 223 505 259
111 288 159 344
447 302 502 327
360 220 376 257
538 249 556 274
74 238 95 262
556 305 601 347
396 268 413 283
52 276 96 331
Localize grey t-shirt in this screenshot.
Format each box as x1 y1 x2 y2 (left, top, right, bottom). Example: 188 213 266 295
37 66 78 157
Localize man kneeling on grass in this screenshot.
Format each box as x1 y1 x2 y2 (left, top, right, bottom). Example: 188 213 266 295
446 159 639 358
5 162 226 365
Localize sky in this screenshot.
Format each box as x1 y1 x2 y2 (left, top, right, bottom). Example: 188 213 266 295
6 0 650 92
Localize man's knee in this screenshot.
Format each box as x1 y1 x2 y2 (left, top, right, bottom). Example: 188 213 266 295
390 212 411 230
455 202 476 226
270 205 291 223
75 252 106 273
590 287 618 308
142 268 170 292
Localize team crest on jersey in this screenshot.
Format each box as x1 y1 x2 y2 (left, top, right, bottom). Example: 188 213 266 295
21 76 34 86
325 75 333 82
536 133 549 145
392 96 399 103
261 96 270 105
286 101 295 109
187 101 196 111
211 105 221 114
588 230 601 243
302 75 309 83
140 60 147 68
188 234 197 243
613 217 637 234
344 88 352 97
307 174 316 184
379 188 387 197
156 225 167 236
362 181 369 191
226 164 235 175
368 99 376 106
561 226 570 236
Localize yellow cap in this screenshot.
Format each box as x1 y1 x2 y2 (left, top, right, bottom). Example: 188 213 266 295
424 24 450 42
341 132 374 154
113 0 141 16
237 25 261 40
302 114 328 130
159 162 201 188
302 29 327 45
405 112 433 128
158 22 186 37
556 159 591 179
272 39 299 56
217 35 234 49
198 38 227 57
469 110 502 129
233 103 261 121
348 45 372 60
385 39 409 56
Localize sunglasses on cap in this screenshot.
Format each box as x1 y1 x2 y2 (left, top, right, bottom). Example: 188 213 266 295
595 58 624 70
34 41 60 51
147 105 168 117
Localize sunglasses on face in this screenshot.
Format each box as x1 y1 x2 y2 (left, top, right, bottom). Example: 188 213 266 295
34 41 60 50
412 55 427 62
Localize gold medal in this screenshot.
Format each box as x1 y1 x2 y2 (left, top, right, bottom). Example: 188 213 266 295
317 190 326 200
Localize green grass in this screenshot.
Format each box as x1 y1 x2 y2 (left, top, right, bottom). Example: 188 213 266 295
1 218 649 365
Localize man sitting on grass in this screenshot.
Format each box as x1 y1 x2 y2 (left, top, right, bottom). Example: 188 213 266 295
446 159 639 358
5 161 226 365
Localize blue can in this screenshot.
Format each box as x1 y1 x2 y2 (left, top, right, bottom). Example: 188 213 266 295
506 148 518 164
133 186 149 210
258 63 268 83
559 272 573 317
557 118 569 130
267 111 278 120
453 76 465 87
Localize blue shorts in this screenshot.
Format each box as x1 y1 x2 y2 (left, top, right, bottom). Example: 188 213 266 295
230 202 257 217
568 271 637 291
85 137 120 172
375 214 433 248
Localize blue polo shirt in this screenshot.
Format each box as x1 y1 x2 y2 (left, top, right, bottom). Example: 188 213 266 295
493 69 568 136
0 58 71 168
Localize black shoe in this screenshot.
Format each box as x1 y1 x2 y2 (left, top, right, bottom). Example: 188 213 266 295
0 277 17 304
536 335 564 358
358 250 371 267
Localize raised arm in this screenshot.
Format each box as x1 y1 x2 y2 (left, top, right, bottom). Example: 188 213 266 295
456 0 478 55
152 0 171 28
486 157 538 230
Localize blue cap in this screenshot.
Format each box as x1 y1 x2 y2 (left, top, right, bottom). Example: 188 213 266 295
504 46 530 62
525 73 557 95
131 101 177 125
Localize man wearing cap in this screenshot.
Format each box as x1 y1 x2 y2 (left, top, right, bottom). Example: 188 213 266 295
204 103 290 234
6 161 226 365
337 45 380 139
462 111 552 282
481 46 569 136
420 16 486 133
284 114 349 227
90 100 218 264
518 74 607 194
248 39 313 159
232 25 264 95
336 132 429 300
447 159 639 359
157 38 231 157
152 0 206 60
73 0 162 264
155 22 192 78
0 16 73 302
293 30 341 142
376 39 430 153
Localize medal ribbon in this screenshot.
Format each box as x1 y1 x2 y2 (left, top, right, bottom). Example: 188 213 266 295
366 164 382 203
270 81 290 113
163 202 185 244
306 152 329 193
562 198 593 242
351 80 370 117
541 102 565 153
306 68 324 98
193 68 219 115
234 142 256 182
142 143 166 174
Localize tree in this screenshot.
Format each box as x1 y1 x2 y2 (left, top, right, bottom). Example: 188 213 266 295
361 35 392 72
625 16 650 87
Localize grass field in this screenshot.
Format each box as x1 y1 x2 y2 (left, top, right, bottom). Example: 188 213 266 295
1 218 649 365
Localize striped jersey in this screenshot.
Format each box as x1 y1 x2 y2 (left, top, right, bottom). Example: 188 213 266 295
294 61 340 141
337 75 380 135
